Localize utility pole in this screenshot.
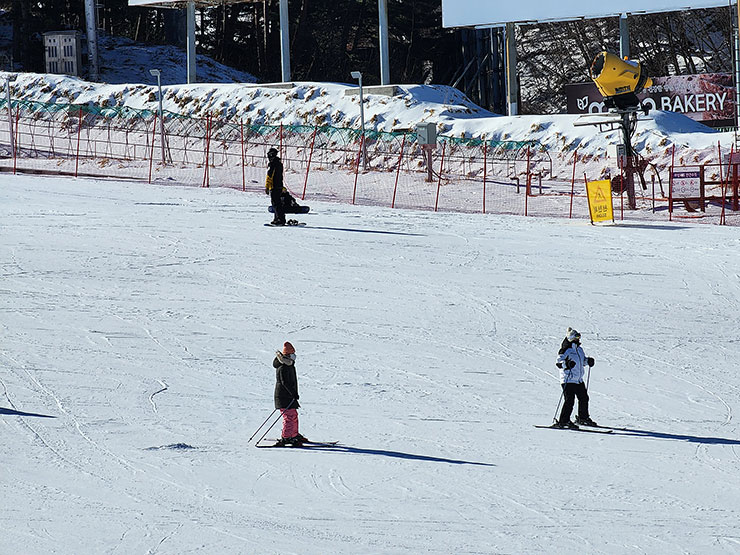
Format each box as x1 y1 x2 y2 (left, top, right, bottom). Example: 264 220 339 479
279 0 291 82
378 0 390 85
619 14 630 59
505 22 517 116
186 1 196 83
84 0 99 80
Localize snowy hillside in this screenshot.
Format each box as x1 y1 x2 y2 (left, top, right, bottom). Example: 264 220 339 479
2 35 733 172
1 174 739 554
97 34 258 86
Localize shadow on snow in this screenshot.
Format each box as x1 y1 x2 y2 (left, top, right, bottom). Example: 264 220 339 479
308 226 425 236
300 443 494 466
0 407 56 418
618 427 740 445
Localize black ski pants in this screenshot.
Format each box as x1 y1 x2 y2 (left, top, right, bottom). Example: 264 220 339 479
559 382 589 424
270 189 286 224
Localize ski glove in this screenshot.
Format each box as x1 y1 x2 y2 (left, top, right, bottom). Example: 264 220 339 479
566 359 576 369
556 362 563 369
587 357 595 366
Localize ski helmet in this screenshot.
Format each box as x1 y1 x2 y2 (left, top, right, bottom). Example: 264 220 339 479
566 328 581 343
267 147 278 160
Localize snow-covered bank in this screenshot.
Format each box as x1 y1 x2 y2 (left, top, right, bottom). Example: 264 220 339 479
2 68 731 169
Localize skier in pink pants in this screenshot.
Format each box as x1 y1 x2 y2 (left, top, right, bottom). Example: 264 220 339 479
273 342 307 446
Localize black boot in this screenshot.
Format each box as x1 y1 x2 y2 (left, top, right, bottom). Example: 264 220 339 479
575 416 597 426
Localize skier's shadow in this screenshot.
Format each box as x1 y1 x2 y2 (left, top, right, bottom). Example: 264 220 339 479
303 444 494 466
308 226 424 237
619 427 740 445
0 407 56 418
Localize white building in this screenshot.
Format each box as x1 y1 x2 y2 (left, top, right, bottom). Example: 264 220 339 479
43 31 82 76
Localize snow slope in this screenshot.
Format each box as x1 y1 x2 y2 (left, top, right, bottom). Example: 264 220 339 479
1 174 739 554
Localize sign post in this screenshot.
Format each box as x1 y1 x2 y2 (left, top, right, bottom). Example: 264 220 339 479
585 179 615 224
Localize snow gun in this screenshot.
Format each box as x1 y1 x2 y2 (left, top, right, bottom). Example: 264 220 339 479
590 51 653 112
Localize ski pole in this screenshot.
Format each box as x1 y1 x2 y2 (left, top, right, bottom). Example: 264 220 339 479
552 386 565 424
253 398 295 445
552 363 573 423
586 362 592 391
249 408 278 442
254 411 283 445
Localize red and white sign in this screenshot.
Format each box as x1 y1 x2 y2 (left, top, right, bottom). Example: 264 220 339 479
566 74 735 128
671 168 702 199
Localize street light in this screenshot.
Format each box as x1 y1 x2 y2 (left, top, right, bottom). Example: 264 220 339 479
149 68 166 164
350 71 367 170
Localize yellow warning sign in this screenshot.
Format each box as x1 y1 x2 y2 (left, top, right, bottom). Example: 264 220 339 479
586 179 614 223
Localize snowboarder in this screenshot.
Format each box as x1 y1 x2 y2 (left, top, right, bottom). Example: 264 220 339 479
555 327 597 429
273 341 307 446
265 147 286 226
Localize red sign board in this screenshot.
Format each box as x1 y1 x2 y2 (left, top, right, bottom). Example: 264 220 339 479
566 73 735 128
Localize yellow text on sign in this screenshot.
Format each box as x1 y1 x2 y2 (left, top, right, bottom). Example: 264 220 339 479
586 179 614 223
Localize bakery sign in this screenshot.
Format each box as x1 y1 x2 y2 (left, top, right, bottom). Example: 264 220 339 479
566 73 735 128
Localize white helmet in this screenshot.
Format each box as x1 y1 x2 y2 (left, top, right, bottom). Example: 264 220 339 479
566 327 581 343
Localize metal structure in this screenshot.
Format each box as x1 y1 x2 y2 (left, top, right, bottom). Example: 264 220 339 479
450 27 506 115
442 0 737 119
129 0 392 86
128 0 273 84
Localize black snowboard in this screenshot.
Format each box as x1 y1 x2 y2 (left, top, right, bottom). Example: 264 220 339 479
269 205 310 214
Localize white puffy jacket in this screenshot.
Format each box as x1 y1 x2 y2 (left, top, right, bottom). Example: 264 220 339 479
556 343 589 384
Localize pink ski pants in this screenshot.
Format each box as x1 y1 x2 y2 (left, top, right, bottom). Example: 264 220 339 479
279 408 299 438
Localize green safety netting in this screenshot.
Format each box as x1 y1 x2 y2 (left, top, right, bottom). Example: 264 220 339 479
0 97 543 152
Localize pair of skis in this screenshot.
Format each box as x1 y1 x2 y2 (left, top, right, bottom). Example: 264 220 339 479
535 423 618 434
255 439 339 449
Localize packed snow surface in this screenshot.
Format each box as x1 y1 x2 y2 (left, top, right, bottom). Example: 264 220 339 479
1 174 739 554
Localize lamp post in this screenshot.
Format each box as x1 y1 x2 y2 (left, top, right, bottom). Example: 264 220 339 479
350 71 366 170
149 68 165 164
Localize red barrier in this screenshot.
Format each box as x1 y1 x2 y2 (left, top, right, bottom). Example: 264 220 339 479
302 126 317 201
240 120 246 192
483 142 488 214
569 149 578 219
148 113 157 184
391 134 406 209
434 142 446 212
202 115 212 188
352 135 363 205
2 101 738 225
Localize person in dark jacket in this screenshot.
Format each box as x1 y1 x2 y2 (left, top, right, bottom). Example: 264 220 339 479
265 147 286 226
273 341 307 446
555 327 597 429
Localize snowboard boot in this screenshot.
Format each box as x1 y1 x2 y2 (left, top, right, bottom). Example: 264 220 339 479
575 416 598 426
